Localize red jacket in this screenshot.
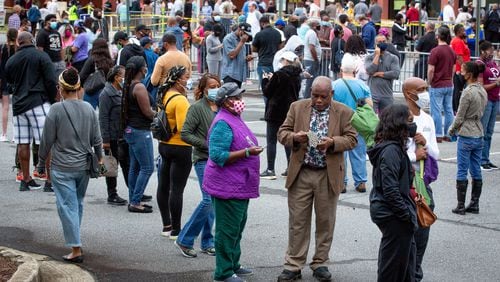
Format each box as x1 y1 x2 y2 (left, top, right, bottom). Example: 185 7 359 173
407 8 419 23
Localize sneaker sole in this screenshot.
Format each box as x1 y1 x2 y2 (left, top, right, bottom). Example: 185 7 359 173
174 241 197 258
29 186 42 190
260 176 277 180
107 201 128 206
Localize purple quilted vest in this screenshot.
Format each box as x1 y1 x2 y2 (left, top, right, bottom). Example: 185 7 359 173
203 108 260 199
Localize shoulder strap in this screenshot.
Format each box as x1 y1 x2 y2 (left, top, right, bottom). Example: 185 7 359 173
62 102 92 154
341 79 358 107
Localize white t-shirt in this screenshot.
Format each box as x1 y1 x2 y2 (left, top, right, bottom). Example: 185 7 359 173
407 111 440 166
443 4 455 22
304 29 321 61
246 11 261 37
47 1 58 15
309 3 321 18
455 12 471 24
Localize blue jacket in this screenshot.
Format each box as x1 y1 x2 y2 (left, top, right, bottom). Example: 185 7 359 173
362 21 376 49
465 27 484 56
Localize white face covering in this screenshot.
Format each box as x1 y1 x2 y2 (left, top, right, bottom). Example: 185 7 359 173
416 91 430 109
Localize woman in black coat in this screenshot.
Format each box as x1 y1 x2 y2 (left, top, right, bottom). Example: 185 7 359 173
368 104 418 282
259 51 302 179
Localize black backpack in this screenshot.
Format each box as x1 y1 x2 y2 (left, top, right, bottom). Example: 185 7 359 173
332 39 344 73
150 94 181 142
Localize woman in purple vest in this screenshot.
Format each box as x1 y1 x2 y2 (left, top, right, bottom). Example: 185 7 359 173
203 82 264 282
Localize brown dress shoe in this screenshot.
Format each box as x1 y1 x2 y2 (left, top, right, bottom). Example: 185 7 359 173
355 183 367 193
436 137 443 143
442 136 451 142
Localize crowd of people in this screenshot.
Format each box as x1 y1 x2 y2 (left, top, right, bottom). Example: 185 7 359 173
1 0 499 282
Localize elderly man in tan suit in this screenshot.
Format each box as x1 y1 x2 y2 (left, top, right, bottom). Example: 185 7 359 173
277 76 357 282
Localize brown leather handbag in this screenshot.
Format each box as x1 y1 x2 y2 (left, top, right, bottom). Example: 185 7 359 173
415 194 437 228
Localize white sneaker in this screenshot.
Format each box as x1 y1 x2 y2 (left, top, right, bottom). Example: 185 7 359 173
0 135 7 142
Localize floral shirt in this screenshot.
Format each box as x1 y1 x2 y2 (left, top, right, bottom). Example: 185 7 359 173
304 106 330 168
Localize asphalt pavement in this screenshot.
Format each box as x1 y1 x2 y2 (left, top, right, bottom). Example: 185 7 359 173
1 95 500 282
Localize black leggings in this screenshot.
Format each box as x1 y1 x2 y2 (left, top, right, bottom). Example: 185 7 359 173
104 139 130 197
266 120 290 171
157 143 192 232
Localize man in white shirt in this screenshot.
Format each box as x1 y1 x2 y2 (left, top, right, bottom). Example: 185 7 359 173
455 7 472 24
303 19 322 99
47 0 58 16
443 0 455 22
402 77 439 282
308 1 320 18
246 2 262 37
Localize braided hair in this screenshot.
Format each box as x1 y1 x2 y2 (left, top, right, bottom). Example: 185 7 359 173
121 56 146 131
157 65 187 105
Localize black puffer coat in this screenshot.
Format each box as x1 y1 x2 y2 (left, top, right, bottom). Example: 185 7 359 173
368 140 417 229
262 65 302 124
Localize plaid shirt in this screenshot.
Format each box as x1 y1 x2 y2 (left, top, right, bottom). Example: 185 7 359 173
8 14 20 30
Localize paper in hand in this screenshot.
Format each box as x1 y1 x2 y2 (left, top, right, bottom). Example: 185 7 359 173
307 131 319 148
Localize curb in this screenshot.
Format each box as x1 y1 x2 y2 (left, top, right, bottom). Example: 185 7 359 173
0 246 95 282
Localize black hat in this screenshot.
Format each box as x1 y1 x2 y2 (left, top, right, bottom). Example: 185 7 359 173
238 23 252 36
135 24 150 33
215 82 245 106
112 31 128 44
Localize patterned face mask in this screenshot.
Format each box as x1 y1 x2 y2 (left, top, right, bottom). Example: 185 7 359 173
231 100 245 115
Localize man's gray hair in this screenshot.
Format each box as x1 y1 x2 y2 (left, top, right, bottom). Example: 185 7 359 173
311 76 332 92
17 31 33 46
307 18 320 27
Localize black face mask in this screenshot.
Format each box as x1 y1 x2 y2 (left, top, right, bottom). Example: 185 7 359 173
315 25 321 31
408 122 417 138
292 21 299 28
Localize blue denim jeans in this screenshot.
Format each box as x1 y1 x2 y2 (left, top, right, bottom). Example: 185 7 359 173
51 169 90 247
344 133 367 187
124 126 154 205
457 136 483 181
481 100 498 165
303 60 319 99
83 90 101 110
429 87 454 138
177 160 215 249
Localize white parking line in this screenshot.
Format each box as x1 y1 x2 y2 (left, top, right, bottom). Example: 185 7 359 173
441 152 500 161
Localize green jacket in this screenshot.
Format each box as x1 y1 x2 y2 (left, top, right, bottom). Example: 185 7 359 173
180 97 217 163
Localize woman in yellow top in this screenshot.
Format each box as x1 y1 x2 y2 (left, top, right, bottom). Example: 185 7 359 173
157 65 192 240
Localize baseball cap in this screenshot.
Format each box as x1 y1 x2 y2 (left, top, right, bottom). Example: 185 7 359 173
215 83 246 106
275 19 286 27
280 51 298 62
238 23 252 36
140 36 153 47
113 31 129 44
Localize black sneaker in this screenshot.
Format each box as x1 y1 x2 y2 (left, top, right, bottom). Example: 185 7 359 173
43 182 54 192
27 179 41 189
277 269 302 281
107 194 128 205
488 163 499 170
281 169 288 177
141 194 153 202
313 266 332 281
260 170 277 180
481 164 492 171
234 266 253 277
19 181 30 192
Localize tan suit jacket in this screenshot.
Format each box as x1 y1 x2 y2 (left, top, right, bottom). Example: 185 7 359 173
278 99 358 194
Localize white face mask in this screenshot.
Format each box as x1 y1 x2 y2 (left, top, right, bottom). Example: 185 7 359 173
416 91 430 109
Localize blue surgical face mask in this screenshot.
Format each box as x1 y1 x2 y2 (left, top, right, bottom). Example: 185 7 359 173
207 88 219 101
214 16 221 22
50 22 58 30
